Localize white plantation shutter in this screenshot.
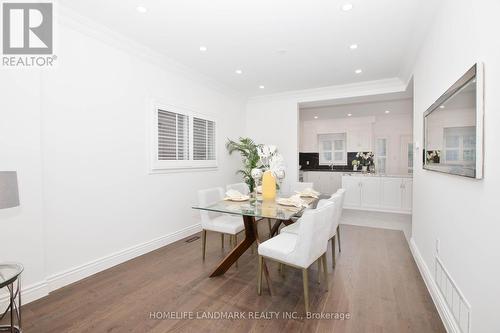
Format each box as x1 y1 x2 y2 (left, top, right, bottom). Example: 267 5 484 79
193 117 216 161
151 105 217 171
157 109 189 160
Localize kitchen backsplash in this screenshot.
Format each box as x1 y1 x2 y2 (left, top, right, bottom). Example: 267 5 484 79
300 152 370 170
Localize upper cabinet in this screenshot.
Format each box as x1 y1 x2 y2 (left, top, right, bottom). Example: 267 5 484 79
347 129 372 152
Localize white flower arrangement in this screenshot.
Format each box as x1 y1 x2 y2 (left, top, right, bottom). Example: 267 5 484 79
257 144 286 180
355 152 374 166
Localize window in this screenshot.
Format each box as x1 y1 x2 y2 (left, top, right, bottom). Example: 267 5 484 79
375 138 388 173
407 143 414 174
443 127 475 165
151 104 217 171
318 133 346 165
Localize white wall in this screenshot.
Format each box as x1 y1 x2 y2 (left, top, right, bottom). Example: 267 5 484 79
1 9 245 303
0 71 47 299
411 0 500 332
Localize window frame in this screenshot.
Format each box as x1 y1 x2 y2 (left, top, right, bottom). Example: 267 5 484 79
150 102 217 172
375 137 388 174
318 133 347 166
442 126 476 165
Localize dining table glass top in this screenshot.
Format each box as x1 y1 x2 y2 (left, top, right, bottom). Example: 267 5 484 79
192 195 325 221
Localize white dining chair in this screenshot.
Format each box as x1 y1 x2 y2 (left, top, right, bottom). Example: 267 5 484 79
226 182 250 195
292 182 314 193
198 187 245 261
257 200 335 312
281 188 345 268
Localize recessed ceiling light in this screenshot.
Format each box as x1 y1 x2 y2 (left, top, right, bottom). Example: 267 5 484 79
235 69 243 74
347 113 353 117
136 6 147 13
341 3 353 11
259 85 265 89
439 105 445 109
199 46 207 52
355 69 362 74
350 44 358 50
385 110 390 114
314 116 318 119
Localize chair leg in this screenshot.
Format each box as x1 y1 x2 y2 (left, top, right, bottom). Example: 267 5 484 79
221 233 224 249
232 235 238 268
337 225 341 252
322 253 329 291
267 219 272 237
302 268 310 313
317 259 322 284
331 235 336 268
201 230 207 261
257 256 263 295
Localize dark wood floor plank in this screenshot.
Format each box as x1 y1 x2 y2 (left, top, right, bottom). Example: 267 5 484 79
5 222 445 333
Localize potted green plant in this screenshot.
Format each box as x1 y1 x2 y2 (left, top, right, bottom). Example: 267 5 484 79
352 159 360 171
226 137 260 192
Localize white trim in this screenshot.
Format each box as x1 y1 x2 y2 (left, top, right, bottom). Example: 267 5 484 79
0 280 49 311
343 206 411 215
409 238 460 333
46 223 201 291
1 224 201 307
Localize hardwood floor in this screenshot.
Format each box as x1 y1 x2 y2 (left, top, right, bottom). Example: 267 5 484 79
12 221 445 333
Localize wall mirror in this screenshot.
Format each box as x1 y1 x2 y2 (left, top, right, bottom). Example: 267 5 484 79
423 63 484 179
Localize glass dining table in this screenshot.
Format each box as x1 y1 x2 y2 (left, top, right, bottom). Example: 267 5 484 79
192 194 327 293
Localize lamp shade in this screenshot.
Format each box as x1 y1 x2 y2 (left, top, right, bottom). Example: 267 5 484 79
0 171 20 209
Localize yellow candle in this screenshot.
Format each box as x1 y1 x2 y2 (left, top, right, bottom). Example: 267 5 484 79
262 170 276 201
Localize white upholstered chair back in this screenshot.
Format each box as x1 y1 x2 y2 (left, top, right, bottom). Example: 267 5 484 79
292 200 335 268
226 182 250 195
197 187 224 229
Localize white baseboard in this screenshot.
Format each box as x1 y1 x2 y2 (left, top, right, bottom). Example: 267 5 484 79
1 223 201 308
409 238 460 333
0 280 49 310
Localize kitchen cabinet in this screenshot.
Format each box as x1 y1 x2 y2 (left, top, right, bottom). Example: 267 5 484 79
342 176 361 207
380 177 403 210
402 179 413 211
302 171 343 195
347 130 372 152
360 177 380 209
341 175 412 214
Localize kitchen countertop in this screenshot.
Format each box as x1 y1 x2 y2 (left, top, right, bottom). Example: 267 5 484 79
342 173 413 178
301 168 362 172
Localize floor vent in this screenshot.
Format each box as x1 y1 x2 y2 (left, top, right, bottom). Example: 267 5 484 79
185 236 200 243
435 256 471 333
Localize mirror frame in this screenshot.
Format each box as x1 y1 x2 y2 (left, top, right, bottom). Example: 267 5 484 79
423 63 484 179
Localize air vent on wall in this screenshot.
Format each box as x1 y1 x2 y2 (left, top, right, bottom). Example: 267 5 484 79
435 256 471 333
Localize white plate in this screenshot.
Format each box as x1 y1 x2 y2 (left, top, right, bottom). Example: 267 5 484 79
276 199 298 207
224 196 250 202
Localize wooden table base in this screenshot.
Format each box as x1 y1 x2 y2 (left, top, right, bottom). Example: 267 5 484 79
209 215 273 295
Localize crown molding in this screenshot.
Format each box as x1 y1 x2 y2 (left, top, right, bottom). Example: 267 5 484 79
247 77 407 104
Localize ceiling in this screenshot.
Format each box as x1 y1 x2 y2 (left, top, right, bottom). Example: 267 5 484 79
300 97 413 121
62 0 438 97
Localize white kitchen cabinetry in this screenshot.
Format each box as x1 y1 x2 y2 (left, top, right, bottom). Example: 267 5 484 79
302 171 343 195
347 130 372 152
341 175 412 214
360 177 380 209
380 177 403 210
402 179 413 211
342 176 361 207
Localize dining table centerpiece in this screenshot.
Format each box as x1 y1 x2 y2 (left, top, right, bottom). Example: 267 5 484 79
256 145 285 201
